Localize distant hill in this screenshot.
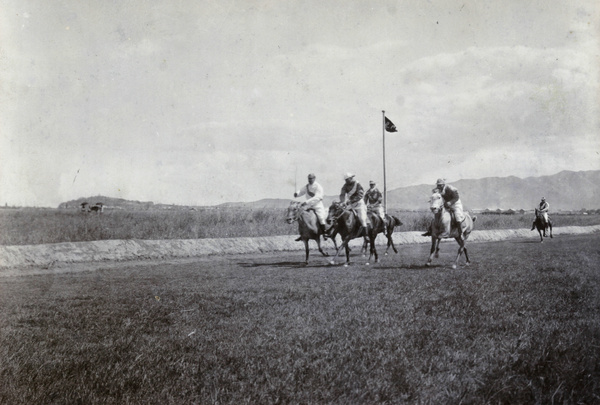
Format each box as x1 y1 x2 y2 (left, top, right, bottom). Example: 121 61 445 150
60 170 600 211
229 170 600 211
389 170 600 211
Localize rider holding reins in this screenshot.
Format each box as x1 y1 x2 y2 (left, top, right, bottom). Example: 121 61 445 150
364 180 387 235
530 197 550 231
294 173 329 239
339 173 370 235
422 178 465 237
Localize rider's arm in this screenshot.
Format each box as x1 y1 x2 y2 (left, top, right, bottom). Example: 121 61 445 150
305 184 324 204
445 185 459 205
295 185 307 198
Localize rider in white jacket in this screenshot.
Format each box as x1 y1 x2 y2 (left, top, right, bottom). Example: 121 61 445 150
295 173 329 238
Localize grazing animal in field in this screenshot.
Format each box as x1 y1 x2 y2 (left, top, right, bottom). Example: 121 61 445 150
533 207 553 242
90 202 104 213
360 212 403 256
326 201 378 266
286 201 334 264
426 192 476 269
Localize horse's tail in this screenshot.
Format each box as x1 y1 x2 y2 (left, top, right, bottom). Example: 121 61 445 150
391 215 403 227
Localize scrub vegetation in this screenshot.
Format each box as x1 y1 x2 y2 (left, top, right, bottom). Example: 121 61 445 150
1 207 599 245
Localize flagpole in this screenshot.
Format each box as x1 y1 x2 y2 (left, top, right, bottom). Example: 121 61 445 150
382 110 386 213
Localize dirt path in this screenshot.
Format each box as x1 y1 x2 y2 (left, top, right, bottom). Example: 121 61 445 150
1 226 599 276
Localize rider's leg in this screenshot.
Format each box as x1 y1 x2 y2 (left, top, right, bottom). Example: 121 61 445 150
379 207 387 234
450 208 463 237
314 204 329 239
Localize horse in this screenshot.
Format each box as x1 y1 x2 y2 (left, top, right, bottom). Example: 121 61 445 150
534 208 553 242
326 201 378 266
426 192 476 269
286 201 334 264
360 210 403 255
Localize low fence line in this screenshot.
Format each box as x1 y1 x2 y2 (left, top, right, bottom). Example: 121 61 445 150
1 225 599 269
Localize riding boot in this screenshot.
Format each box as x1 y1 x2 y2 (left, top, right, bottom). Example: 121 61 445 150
530 221 535 231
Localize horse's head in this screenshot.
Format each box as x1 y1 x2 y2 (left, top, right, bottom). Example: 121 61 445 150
286 201 301 224
429 192 444 214
327 201 345 225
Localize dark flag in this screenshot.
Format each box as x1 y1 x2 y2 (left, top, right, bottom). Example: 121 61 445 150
385 117 397 133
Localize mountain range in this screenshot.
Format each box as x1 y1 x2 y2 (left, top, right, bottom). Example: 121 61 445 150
220 170 600 211
61 170 600 211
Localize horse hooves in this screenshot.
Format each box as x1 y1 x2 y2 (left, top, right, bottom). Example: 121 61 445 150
384 252 388 256
466 262 470 266
365 262 370 266
344 263 349 268
329 261 335 265
452 264 457 269
426 262 431 267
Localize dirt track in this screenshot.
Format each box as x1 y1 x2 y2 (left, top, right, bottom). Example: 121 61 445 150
1 227 599 277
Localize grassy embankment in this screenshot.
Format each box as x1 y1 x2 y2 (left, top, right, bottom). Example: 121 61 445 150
0 207 599 245
0 234 598 403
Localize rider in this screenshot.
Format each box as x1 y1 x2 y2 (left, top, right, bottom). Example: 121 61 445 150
339 173 370 235
530 197 550 231
364 180 387 234
422 178 465 237
294 173 329 239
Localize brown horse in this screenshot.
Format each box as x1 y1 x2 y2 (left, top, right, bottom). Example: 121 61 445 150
326 201 378 266
533 208 553 242
286 201 334 264
426 192 476 269
360 211 403 256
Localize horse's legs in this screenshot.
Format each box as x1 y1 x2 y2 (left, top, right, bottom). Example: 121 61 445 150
316 237 329 257
426 238 439 266
549 222 553 238
453 238 465 269
385 230 398 255
538 228 543 243
361 236 368 257
303 239 310 264
367 234 378 265
463 245 470 265
330 235 351 265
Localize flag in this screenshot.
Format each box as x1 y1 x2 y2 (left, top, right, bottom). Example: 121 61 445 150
385 117 397 133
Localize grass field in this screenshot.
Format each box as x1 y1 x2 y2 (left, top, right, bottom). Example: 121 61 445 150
1 234 599 404
1 207 599 245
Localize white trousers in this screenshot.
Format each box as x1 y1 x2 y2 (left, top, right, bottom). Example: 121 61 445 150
448 200 465 222
350 200 369 228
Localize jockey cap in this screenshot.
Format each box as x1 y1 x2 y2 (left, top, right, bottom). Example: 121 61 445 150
369 180 376 185
436 178 445 185
541 197 545 201
308 173 316 179
343 172 355 180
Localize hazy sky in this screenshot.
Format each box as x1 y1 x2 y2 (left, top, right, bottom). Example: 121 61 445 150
1 0 599 207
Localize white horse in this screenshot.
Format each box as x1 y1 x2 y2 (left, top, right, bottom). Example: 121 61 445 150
426 192 476 269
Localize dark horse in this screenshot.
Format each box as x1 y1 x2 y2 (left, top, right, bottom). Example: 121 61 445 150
426 192 476 269
326 201 378 266
360 210 403 255
286 201 335 264
533 207 553 243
